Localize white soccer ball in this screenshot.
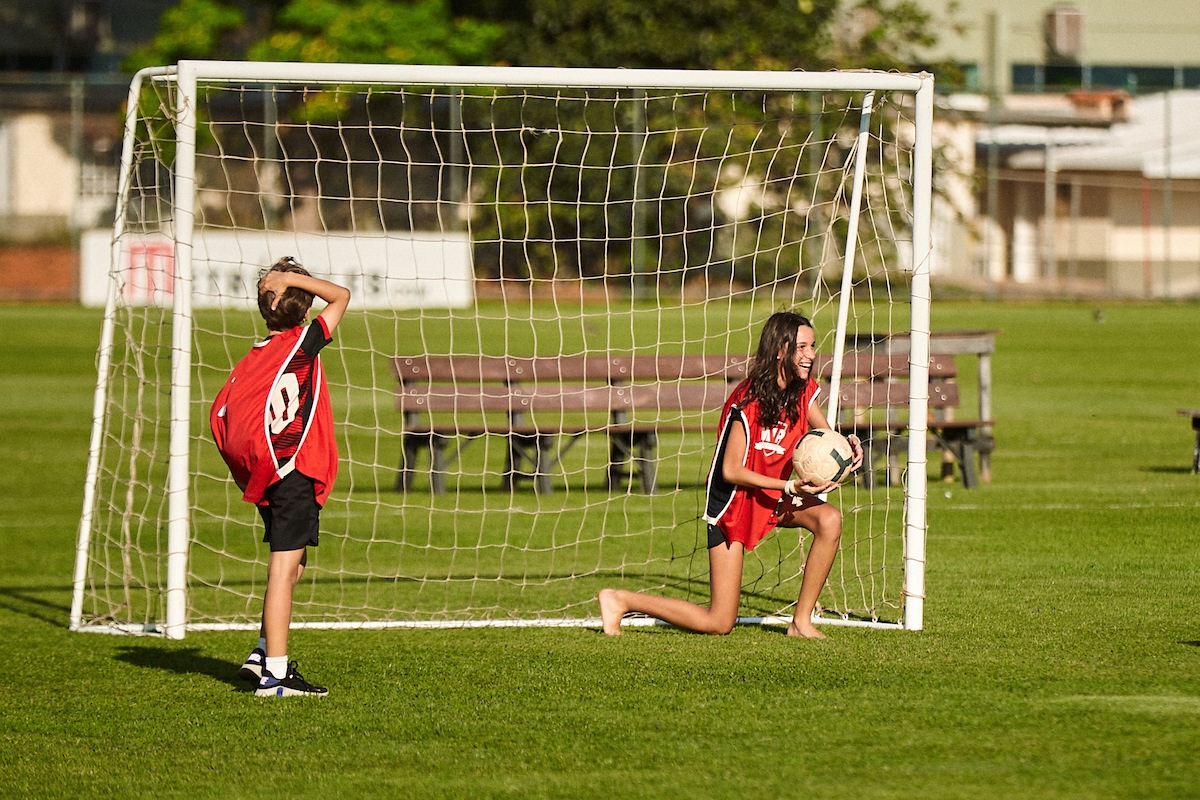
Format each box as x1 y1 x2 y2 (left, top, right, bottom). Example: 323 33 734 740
792 429 854 486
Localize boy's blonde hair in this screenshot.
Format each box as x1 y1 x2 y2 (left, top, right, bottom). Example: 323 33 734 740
258 257 313 331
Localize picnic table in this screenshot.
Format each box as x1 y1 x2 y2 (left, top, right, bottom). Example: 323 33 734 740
846 329 1000 484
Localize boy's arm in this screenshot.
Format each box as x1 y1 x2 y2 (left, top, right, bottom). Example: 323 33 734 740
260 271 352 333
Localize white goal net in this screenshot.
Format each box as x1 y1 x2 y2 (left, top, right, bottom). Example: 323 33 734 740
71 62 933 637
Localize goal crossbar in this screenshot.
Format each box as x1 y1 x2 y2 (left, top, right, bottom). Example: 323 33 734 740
169 60 929 93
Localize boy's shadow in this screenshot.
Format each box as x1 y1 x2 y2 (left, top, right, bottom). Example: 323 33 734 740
115 645 249 691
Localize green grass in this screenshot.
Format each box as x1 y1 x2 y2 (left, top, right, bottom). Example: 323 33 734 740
3 301 1200 798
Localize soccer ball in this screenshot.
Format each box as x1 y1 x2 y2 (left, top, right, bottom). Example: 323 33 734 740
792 429 854 486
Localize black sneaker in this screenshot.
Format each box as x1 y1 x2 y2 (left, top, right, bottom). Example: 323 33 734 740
238 647 265 682
254 661 329 698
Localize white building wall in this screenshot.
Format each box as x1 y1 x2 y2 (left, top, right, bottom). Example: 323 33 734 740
930 117 978 278
1011 181 1040 282
0 119 11 216
9 113 75 217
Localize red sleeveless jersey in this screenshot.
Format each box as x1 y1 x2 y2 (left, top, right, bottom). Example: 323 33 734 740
210 318 338 507
703 378 821 551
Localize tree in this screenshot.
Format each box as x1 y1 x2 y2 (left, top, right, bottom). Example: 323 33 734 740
127 0 506 71
131 0 942 74
508 0 840 71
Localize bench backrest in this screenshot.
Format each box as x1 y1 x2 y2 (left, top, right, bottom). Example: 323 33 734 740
821 352 957 381
392 353 956 384
391 353 962 418
834 379 960 410
392 355 744 418
392 354 750 384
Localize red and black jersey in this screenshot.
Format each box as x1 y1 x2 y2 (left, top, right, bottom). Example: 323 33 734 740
210 317 338 507
703 378 821 551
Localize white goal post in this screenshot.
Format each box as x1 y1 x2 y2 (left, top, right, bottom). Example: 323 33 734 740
71 61 933 638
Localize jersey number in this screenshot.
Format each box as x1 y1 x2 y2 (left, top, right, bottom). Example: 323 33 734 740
268 373 301 434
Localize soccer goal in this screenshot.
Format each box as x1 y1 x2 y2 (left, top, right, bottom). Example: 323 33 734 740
71 61 934 639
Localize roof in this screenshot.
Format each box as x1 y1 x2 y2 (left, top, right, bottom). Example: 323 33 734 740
1002 90 1200 178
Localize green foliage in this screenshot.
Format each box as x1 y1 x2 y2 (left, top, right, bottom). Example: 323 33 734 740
509 0 840 70
128 0 506 69
125 0 247 71
130 0 943 72
501 0 942 72
248 0 506 65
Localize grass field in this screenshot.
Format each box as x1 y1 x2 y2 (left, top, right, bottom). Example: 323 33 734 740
3 300 1200 798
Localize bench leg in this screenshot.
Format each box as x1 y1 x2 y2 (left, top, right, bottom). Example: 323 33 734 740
858 436 878 490
634 432 657 494
934 430 981 489
886 433 903 487
940 446 956 482
430 435 449 495
504 433 556 494
535 435 554 495
608 431 632 490
607 432 657 493
503 434 530 491
1193 423 1200 474
958 439 979 489
397 433 425 492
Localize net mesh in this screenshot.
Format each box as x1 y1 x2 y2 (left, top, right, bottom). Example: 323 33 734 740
77 71 919 632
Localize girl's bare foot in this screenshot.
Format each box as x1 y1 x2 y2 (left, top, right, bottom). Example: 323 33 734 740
598 588 625 636
786 619 826 639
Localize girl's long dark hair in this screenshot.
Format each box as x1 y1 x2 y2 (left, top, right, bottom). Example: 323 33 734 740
746 311 814 429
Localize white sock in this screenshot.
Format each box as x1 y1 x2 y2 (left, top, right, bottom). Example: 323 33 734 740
256 636 267 653
265 655 288 679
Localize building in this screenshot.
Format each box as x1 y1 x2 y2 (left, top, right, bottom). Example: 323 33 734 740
915 0 1200 95
912 1 1200 296
993 90 1200 297
0 1 173 240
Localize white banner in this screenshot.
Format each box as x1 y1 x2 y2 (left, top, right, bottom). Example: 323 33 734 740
79 230 475 309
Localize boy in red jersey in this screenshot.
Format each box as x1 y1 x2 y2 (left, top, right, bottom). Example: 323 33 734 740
211 257 350 697
599 311 862 639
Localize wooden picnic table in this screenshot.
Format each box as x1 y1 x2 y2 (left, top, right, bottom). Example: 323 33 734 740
846 329 1000 483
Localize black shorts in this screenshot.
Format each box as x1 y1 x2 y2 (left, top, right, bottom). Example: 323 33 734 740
257 470 321 552
707 524 728 549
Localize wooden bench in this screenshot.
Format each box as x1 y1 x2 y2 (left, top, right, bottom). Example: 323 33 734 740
390 355 748 494
1179 409 1200 473
391 351 993 494
848 330 999 482
829 353 994 489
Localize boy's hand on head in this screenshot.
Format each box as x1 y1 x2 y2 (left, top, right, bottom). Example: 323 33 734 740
258 271 293 311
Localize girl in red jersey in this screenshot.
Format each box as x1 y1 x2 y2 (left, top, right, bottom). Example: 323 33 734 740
599 311 862 639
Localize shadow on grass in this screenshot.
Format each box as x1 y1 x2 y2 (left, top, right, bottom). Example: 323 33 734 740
1143 466 1195 475
1180 641 1200 648
115 645 249 691
0 585 71 628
